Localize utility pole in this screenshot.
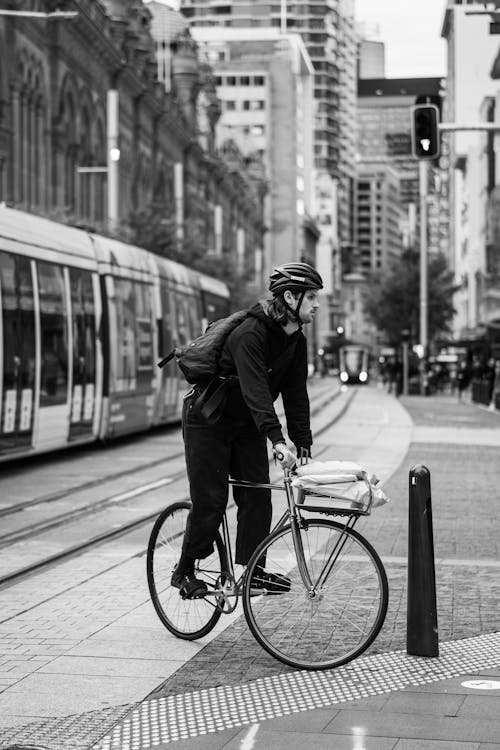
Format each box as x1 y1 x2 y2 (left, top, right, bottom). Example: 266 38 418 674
411 103 438 395
107 89 120 232
419 160 428 395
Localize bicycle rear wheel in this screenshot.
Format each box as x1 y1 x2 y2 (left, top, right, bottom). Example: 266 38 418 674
147 501 226 640
243 518 388 670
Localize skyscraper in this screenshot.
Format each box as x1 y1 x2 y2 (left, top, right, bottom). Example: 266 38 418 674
179 0 357 333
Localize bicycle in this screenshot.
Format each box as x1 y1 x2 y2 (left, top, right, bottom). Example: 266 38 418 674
146 463 388 671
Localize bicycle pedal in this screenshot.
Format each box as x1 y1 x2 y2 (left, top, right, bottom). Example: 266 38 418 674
180 589 207 600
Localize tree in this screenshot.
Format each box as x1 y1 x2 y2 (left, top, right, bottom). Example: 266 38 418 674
364 247 458 347
130 204 257 311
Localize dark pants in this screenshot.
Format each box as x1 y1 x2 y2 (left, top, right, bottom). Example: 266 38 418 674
181 391 272 565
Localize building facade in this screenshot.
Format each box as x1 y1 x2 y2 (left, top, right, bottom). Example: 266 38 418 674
441 0 500 342
0 0 265 290
186 26 316 275
356 161 402 275
178 0 358 347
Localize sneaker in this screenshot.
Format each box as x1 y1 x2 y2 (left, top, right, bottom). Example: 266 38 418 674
171 568 208 600
250 569 291 594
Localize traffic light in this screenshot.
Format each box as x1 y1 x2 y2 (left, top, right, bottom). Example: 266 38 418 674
411 104 440 159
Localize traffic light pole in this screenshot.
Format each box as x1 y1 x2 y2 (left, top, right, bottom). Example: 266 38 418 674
412 114 500 397
419 160 428 396
439 123 500 131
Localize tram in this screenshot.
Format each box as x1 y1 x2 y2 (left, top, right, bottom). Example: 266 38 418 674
0 206 230 462
339 344 370 385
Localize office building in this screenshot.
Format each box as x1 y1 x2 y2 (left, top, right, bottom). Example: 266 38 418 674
441 0 500 340
356 160 402 274
179 0 358 336
186 26 316 274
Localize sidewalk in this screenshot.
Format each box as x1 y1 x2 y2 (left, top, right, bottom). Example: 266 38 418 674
1 386 499 749
91 389 500 750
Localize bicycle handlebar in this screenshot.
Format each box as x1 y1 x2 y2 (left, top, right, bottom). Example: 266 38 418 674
273 448 285 462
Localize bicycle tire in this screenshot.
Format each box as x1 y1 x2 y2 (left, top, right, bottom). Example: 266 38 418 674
243 518 388 670
147 500 226 640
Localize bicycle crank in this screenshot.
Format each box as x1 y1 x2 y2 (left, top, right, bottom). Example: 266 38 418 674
215 572 239 612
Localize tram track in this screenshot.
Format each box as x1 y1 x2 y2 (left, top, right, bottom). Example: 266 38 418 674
0 451 184 519
0 471 187 548
0 385 358 589
0 380 341 523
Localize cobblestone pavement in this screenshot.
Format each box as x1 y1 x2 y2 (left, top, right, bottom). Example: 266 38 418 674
1 388 499 749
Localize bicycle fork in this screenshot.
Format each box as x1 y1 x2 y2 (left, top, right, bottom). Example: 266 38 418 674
288 488 359 596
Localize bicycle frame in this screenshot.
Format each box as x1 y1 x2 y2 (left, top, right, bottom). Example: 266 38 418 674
208 476 290 610
225 471 361 598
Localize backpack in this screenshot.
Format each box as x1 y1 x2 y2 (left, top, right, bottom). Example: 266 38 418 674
157 309 248 384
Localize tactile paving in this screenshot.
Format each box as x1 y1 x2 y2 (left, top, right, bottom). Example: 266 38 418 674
92 630 500 749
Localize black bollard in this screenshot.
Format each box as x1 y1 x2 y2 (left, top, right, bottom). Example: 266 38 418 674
407 464 439 657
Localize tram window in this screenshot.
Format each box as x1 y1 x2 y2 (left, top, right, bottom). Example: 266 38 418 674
0 252 36 392
344 349 363 373
113 279 137 388
175 290 190 346
37 261 68 405
113 279 153 390
69 269 96 385
186 292 202 338
17 258 36 390
134 282 153 371
159 280 174 356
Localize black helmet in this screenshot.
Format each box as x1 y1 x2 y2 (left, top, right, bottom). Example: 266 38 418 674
269 262 323 296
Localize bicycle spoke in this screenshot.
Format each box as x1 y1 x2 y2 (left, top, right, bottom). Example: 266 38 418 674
243 520 388 670
147 502 225 640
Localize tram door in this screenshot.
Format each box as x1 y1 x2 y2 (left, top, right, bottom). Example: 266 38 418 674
68 269 99 440
158 278 179 421
36 260 71 449
0 251 36 453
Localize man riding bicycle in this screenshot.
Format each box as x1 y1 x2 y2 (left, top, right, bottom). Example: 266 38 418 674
172 262 323 599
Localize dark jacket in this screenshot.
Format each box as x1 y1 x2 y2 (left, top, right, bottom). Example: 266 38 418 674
218 303 312 450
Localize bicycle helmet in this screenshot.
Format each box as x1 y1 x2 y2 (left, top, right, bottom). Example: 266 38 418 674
268 262 323 325
269 263 323 295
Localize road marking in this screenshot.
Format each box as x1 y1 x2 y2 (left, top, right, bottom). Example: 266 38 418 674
461 679 500 690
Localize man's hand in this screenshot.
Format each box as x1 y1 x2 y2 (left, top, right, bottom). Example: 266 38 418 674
273 442 296 470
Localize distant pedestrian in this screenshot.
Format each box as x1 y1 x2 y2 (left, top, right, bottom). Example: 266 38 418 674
456 360 470 402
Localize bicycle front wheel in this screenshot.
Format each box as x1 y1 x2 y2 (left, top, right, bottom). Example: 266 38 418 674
243 518 388 670
147 501 225 640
